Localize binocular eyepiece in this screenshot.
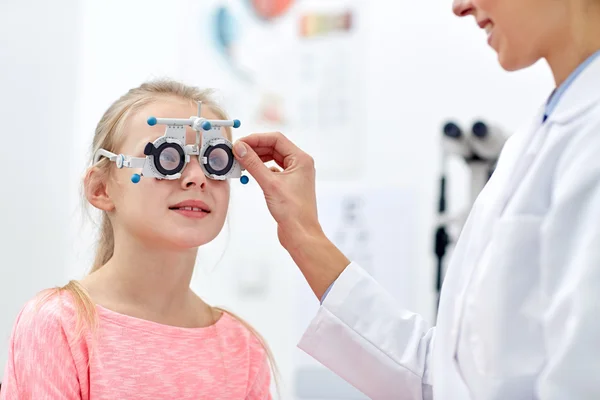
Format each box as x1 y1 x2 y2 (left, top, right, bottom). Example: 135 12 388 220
442 120 508 161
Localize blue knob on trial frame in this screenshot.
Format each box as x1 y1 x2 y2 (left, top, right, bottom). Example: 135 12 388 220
147 116 157 126
240 175 249 185
131 174 141 183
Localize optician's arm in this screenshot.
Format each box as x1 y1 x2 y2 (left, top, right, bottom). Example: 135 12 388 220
536 124 600 400
291 233 435 400
232 133 434 399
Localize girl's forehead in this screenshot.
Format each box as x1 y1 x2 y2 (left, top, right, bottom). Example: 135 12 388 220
137 99 219 125
120 101 222 150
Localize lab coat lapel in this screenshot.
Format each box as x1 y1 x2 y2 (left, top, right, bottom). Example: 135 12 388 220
546 54 600 125
493 53 600 220
467 107 544 264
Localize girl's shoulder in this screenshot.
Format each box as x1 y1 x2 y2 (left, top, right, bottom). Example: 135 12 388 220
215 309 269 355
215 310 273 396
1 289 92 397
12 288 78 334
215 309 271 368
5 288 84 368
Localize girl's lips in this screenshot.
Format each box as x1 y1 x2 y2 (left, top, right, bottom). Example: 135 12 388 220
168 199 211 213
171 208 210 219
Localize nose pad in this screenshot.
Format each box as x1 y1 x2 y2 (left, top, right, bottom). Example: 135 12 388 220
181 156 207 189
452 0 474 16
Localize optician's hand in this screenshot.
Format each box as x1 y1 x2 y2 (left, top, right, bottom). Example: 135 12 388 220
232 131 319 247
233 132 349 299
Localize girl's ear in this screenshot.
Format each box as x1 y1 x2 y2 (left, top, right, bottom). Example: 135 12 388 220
84 166 115 212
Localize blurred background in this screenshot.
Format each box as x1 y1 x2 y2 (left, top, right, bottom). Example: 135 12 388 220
0 0 553 398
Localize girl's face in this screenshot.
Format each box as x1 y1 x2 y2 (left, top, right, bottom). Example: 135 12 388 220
452 0 565 71
102 97 230 251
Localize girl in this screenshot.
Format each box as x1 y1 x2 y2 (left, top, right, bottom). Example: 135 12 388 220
0 79 277 399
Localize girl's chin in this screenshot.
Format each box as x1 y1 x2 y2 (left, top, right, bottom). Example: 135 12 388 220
158 233 217 250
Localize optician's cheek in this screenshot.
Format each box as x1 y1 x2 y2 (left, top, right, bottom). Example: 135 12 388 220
472 0 496 14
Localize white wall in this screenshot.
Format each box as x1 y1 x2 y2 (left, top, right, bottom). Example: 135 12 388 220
0 0 554 396
0 0 81 379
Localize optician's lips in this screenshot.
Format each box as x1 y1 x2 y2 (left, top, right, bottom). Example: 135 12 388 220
477 18 491 30
169 200 211 218
477 19 494 35
477 18 494 44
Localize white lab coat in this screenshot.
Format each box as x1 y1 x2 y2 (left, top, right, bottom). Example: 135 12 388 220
298 55 600 400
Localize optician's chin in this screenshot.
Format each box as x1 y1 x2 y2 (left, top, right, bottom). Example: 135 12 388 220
496 42 541 72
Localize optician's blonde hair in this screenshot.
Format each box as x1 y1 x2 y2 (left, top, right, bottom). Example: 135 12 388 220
37 78 280 393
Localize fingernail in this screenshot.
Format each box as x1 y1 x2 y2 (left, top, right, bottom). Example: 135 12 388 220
234 142 247 157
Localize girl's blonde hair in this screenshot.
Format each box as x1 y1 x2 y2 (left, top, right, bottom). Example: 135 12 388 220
39 78 280 394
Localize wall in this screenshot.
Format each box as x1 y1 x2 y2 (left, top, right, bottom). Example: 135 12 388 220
0 0 554 396
0 0 81 380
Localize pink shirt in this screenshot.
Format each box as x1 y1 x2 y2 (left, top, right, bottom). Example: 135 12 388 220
0 291 271 399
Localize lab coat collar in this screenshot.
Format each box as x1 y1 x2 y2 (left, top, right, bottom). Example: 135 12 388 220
545 52 600 124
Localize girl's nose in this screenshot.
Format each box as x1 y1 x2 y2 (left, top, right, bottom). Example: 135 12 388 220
180 157 207 190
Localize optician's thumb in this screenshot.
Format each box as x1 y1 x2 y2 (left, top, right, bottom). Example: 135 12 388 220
233 141 273 189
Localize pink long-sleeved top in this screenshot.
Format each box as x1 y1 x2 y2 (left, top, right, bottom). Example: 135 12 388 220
0 291 271 399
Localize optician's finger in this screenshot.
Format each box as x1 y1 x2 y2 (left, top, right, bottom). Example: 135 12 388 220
233 141 275 189
259 154 285 169
238 132 305 165
254 148 284 166
248 144 294 170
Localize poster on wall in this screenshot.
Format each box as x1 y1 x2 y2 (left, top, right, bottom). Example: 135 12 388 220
292 181 416 399
177 0 367 180
177 0 297 142
289 0 367 181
